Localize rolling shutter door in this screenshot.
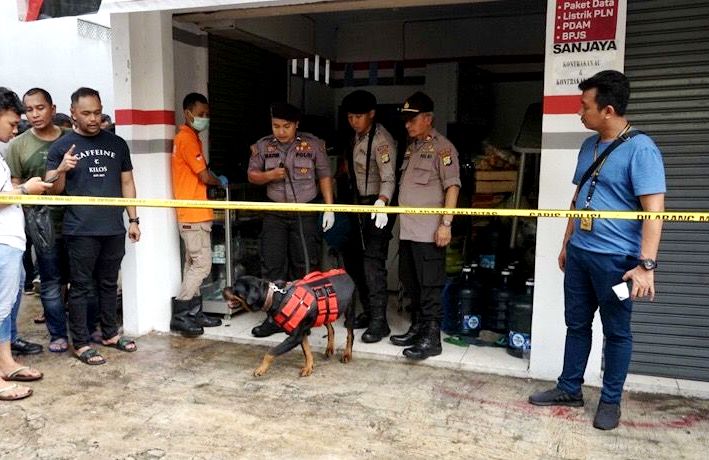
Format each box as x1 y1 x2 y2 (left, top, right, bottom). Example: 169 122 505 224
208 35 286 182
624 0 709 381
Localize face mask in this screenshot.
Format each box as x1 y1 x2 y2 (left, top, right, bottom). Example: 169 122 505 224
190 113 210 132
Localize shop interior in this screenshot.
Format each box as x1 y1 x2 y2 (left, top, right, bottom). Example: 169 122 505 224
175 0 546 374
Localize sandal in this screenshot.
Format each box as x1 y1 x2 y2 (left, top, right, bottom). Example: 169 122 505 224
2 366 43 382
75 348 106 365
102 336 137 353
0 383 33 401
48 338 69 353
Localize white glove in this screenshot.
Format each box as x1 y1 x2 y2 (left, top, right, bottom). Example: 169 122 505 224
322 211 335 232
371 199 388 229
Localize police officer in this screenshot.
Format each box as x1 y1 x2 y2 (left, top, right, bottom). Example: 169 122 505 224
340 90 398 343
247 102 335 337
391 92 461 360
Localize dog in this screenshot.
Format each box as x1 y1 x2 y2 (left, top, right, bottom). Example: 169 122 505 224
223 269 355 377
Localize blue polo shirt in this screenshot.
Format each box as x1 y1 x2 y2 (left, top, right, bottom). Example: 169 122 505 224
569 132 666 257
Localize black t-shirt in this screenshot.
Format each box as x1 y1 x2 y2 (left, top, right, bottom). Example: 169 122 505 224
47 130 133 236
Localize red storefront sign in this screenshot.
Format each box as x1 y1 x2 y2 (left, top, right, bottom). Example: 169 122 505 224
554 0 618 43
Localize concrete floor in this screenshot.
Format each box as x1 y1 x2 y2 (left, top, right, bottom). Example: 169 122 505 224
2 296 708 459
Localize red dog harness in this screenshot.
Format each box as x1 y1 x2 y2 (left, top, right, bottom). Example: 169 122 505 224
272 269 345 333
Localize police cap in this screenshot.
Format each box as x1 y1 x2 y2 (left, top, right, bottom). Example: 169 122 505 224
270 102 301 122
342 90 377 114
400 91 434 120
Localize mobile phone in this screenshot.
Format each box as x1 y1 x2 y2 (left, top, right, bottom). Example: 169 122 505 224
45 175 59 183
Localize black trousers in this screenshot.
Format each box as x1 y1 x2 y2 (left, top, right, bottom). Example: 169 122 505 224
260 211 321 281
342 213 394 312
399 240 445 322
65 234 125 349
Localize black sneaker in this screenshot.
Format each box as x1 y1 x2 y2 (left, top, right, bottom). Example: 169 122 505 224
593 401 621 430
11 338 43 355
528 387 584 407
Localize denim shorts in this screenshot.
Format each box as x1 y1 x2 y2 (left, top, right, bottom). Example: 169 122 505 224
0 244 24 342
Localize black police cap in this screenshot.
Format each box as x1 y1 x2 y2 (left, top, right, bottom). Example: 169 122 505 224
342 90 377 114
270 102 301 122
400 91 434 120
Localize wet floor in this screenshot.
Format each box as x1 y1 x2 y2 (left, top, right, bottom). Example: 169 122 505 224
2 297 708 459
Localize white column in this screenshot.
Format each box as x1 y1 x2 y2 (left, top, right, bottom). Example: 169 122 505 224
111 11 181 335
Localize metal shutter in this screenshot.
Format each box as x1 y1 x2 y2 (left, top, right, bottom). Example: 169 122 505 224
208 35 286 182
624 0 709 381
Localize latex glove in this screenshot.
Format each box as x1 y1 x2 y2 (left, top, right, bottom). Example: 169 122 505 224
370 199 388 229
217 175 229 187
322 211 335 232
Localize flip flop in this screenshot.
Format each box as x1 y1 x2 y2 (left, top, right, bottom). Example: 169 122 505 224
75 348 106 365
0 384 33 401
48 338 69 353
2 366 43 382
102 337 137 353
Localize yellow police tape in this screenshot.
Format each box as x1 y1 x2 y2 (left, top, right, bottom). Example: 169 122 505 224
1 194 708 222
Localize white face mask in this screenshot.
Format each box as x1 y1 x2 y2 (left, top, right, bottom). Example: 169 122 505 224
189 112 209 132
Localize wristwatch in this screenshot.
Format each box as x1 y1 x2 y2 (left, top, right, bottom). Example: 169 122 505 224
639 258 657 270
128 217 140 225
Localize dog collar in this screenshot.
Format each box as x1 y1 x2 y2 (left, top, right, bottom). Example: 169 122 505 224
263 283 287 311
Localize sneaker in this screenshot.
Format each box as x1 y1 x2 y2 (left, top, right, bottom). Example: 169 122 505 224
528 387 584 407
10 338 43 355
593 401 621 430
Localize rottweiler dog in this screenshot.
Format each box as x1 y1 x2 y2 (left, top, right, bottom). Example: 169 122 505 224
223 269 355 377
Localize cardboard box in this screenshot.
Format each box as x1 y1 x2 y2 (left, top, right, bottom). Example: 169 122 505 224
476 180 517 194
476 170 518 181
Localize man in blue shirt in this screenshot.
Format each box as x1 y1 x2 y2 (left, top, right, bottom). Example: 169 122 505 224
529 71 666 430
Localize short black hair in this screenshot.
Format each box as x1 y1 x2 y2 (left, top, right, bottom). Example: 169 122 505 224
101 113 112 124
0 87 25 115
578 70 630 116
71 87 101 105
53 113 72 127
270 102 301 122
183 92 208 111
23 87 53 105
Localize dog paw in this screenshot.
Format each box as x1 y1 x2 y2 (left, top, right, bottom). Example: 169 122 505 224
253 367 267 377
299 366 313 377
341 352 352 364
325 346 335 358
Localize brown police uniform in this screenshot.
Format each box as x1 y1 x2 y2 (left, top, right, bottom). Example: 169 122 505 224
248 132 332 280
398 128 461 322
342 123 398 333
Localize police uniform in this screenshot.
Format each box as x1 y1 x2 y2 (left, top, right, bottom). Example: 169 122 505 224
343 123 397 338
398 128 461 323
248 131 331 281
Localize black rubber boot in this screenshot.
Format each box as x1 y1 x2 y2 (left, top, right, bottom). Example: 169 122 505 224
251 316 281 337
361 305 391 343
403 321 442 360
189 295 222 327
353 312 370 329
390 310 421 347
171 297 204 337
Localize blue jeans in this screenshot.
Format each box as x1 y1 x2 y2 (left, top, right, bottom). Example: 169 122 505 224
557 244 637 404
0 244 24 343
35 237 70 341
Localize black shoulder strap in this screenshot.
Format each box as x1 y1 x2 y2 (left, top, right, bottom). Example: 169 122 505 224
577 130 643 190
364 124 376 196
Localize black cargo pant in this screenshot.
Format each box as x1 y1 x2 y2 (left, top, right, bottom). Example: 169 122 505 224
260 211 321 281
399 240 445 322
65 234 125 349
342 211 394 313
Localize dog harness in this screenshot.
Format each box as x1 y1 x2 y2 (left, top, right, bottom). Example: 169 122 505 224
272 269 346 333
